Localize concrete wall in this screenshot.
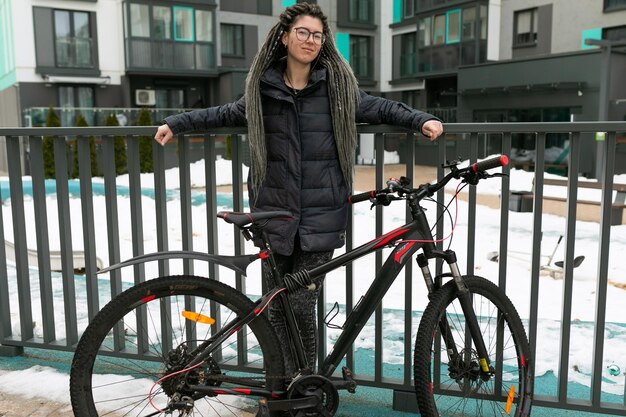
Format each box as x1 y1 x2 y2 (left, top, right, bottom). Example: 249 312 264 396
499 0 626 60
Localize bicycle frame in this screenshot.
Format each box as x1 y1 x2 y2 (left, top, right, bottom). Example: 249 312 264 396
275 196 492 380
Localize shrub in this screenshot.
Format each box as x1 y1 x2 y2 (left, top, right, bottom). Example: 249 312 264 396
105 113 127 175
43 106 61 179
136 108 154 173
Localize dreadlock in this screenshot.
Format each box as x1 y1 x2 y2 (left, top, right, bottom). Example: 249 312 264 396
245 2 360 197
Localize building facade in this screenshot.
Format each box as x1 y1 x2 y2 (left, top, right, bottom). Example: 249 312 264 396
0 0 625 174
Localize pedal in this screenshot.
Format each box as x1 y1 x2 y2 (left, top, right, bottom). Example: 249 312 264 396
341 366 357 393
258 398 270 417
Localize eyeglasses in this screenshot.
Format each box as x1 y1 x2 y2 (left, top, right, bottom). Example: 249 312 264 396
292 27 325 45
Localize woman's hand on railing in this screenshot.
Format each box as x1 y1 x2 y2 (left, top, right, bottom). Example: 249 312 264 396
154 123 174 146
421 120 444 141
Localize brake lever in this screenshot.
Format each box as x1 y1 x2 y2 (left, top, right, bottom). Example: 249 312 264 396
369 194 401 209
462 171 508 185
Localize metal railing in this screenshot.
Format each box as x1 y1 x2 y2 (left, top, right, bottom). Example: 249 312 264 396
0 122 625 415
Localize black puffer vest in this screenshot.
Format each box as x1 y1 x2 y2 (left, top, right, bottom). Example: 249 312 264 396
249 64 348 255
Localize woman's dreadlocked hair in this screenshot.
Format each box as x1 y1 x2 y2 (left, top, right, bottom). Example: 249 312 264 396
245 2 360 198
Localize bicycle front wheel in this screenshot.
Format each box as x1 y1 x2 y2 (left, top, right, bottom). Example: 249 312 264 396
414 276 533 417
70 275 284 417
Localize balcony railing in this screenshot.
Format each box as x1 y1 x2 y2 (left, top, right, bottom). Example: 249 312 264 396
0 123 625 415
126 38 216 72
23 107 190 128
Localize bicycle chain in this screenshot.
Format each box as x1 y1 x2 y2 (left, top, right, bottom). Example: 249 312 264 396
204 373 293 383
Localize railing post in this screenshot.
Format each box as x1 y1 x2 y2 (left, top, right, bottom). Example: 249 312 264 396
53 135 78 346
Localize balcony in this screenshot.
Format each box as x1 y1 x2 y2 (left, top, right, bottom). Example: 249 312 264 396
417 39 487 74
126 39 216 73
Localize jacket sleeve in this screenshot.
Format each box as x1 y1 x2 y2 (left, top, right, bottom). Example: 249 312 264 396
163 96 247 134
355 90 441 135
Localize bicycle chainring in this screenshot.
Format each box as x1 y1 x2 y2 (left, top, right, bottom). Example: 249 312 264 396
286 375 339 417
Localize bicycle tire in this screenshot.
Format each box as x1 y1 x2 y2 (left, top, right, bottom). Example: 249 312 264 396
70 275 285 417
414 275 533 417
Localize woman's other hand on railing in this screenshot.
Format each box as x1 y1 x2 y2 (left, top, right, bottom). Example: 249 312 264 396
421 120 444 141
154 123 174 146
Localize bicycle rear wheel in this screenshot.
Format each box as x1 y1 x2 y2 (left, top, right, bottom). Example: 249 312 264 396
414 275 533 417
70 275 284 417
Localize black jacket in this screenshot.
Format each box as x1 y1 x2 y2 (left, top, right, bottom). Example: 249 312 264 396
164 63 439 255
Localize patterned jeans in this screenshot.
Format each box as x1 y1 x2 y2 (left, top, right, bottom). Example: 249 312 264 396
262 243 333 377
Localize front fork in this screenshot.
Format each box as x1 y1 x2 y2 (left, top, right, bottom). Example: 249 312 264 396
417 251 493 376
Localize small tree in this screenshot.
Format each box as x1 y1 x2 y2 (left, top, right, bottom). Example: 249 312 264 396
43 106 61 179
136 108 154 173
106 113 127 175
72 113 98 178
225 135 232 160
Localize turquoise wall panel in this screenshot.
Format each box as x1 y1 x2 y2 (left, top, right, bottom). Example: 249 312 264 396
581 28 602 49
393 0 402 24
336 32 350 62
0 0 16 91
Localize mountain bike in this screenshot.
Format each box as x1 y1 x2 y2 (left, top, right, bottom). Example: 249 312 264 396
70 155 533 417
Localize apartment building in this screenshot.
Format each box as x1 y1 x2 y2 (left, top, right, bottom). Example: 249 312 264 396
1 0 625 173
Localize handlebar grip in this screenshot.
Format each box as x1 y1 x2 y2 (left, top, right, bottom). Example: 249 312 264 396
348 191 375 204
470 155 509 173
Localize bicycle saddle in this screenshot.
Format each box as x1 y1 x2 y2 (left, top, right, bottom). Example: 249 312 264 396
217 210 293 227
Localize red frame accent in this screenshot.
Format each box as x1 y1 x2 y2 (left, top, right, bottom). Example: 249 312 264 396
394 241 416 263
373 227 411 249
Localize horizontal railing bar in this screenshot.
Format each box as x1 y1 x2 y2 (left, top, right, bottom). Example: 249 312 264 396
1 121 626 137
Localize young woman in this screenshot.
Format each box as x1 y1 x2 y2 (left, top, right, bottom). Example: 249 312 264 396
154 2 443 377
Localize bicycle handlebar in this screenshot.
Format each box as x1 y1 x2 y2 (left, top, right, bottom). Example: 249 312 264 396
470 155 509 173
348 154 509 205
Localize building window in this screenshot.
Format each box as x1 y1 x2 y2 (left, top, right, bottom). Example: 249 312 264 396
173 6 194 41
604 0 626 11
349 0 372 23
603 24 626 41
196 10 213 42
462 6 476 40
129 3 213 43
129 3 150 37
404 0 414 18
54 9 93 68
479 5 487 40
349 35 372 78
400 32 416 76
418 17 431 47
445 9 461 43
221 24 244 56
59 85 94 126
153 6 171 40
433 14 445 45
513 8 538 46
